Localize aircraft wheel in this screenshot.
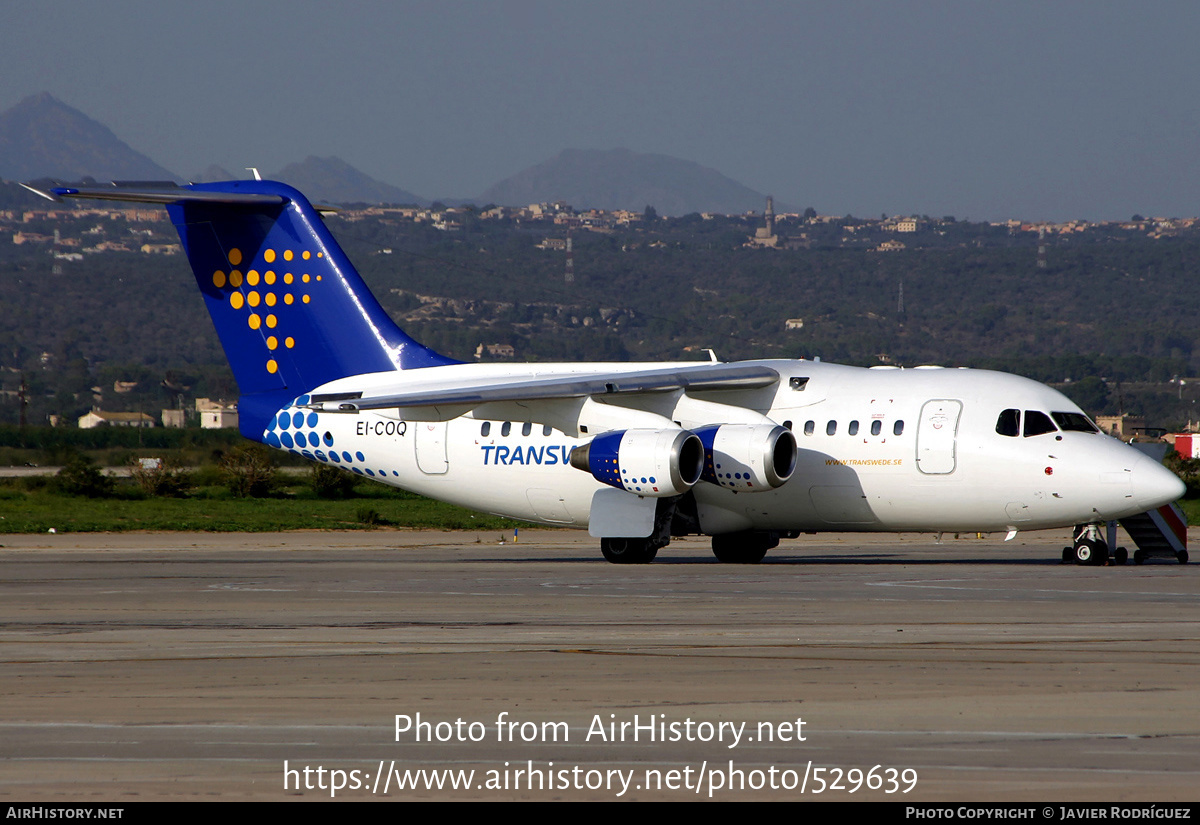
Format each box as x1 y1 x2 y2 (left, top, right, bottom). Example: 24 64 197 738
1114 546 1128 566
600 537 658 564
1073 539 1108 566
1178 550 1189 565
711 532 769 564
1134 548 1147 565
1062 546 1073 564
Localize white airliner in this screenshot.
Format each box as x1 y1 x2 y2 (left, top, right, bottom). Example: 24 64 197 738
24 178 1186 565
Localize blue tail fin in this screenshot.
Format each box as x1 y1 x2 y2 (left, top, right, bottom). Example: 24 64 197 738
30 178 457 440
166 180 456 399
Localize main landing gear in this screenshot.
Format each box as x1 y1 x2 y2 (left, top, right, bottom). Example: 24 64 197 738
598 530 784 564
1063 523 1127 566
600 537 660 564
711 530 780 564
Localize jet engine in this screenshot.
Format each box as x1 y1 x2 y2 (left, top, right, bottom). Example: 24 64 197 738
694 423 797 491
569 428 704 497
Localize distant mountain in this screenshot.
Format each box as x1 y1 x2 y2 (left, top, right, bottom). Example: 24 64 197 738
478 148 770 215
269 156 424 205
190 164 237 183
0 92 177 182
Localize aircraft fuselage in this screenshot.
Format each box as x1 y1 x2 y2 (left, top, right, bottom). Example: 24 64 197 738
268 358 1179 536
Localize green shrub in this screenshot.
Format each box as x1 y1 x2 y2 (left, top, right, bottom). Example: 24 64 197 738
130 458 192 497
53 455 114 498
22 475 49 492
356 506 382 525
190 465 225 487
311 464 360 499
219 445 276 498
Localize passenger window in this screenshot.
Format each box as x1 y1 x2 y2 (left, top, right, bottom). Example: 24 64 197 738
848 420 859 436
501 421 511 437
826 420 837 436
893 420 904 436
870 420 882 436
542 424 553 436
480 422 491 437
996 408 1020 437
803 420 815 436
1023 410 1057 437
783 420 793 430
521 422 532 436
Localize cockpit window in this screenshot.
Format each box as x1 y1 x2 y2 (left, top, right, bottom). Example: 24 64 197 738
996 408 1020 437
1023 410 1058 437
1052 412 1099 433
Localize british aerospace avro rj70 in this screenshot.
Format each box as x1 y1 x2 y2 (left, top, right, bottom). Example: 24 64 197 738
24 178 1185 565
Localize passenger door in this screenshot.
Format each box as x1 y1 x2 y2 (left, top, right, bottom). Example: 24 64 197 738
916 399 962 475
415 421 449 474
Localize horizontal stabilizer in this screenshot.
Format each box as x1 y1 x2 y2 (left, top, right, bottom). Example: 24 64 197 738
21 180 338 213
22 180 285 206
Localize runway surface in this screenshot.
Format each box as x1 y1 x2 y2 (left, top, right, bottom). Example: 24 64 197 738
0 529 1196 801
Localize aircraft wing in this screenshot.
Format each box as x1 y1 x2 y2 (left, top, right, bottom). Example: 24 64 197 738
309 363 780 412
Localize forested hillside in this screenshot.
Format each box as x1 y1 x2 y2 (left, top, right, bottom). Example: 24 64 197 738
3 200 1199 427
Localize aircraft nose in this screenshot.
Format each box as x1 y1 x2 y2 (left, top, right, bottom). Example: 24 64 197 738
1131 455 1186 510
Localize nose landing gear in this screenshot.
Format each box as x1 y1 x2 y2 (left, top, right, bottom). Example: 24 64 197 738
1066 523 1114 566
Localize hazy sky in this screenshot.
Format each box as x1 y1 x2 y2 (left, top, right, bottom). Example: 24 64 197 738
3 1 1198 220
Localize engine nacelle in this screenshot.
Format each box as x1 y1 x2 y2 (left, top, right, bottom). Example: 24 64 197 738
569 428 704 497
694 423 797 491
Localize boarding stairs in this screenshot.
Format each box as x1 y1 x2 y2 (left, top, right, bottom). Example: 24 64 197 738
1115 502 1188 564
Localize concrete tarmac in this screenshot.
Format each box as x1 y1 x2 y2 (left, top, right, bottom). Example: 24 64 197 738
0 529 1196 802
